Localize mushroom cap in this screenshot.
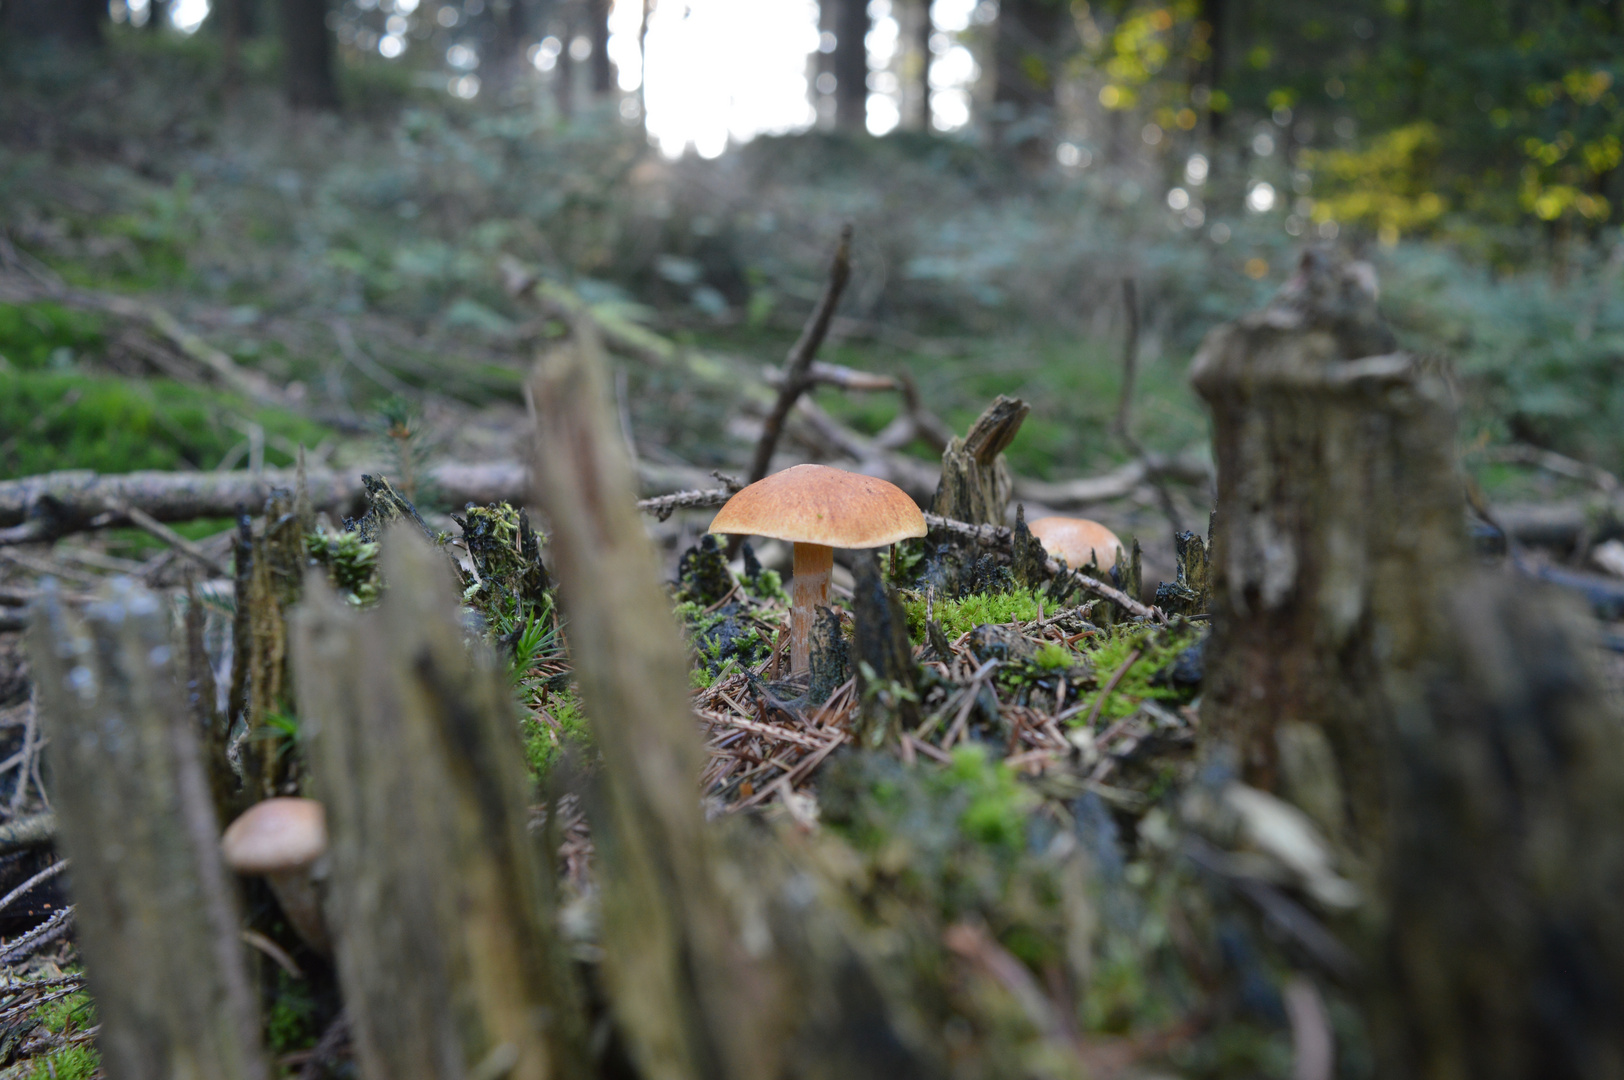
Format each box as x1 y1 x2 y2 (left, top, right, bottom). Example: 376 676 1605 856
221 797 327 875
1028 517 1124 570
710 464 927 549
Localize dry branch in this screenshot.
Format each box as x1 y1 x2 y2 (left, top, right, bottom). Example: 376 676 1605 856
748 225 854 484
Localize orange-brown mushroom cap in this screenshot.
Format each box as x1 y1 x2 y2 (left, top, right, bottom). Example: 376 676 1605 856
709 464 927 548
1028 517 1124 570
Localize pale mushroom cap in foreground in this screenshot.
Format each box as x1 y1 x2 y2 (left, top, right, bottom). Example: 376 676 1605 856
1028 516 1124 570
221 797 328 875
709 464 927 549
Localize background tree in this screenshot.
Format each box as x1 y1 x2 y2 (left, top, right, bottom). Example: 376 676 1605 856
282 0 339 109
831 0 869 132
992 0 1069 159
2 0 104 48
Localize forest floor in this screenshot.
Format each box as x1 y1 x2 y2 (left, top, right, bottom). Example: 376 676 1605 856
2 31 1624 1080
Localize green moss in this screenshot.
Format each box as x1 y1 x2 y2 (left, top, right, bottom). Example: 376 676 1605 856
25 989 99 1080
27 1046 99 1080
942 745 1038 853
521 686 593 778
263 970 319 1055
0 302 104 371
307 529 383 605
1032 641 1073 670
1068 623 1203 727
901 586 1046 642
0 371 329 480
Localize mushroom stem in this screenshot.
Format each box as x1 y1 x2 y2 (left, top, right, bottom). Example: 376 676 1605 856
265 871 330 956
790 542 834 674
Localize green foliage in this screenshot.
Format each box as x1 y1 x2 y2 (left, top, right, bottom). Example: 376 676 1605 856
1032 640 1074 670
27 1046 99 1080
0 371 329 480
1304 123 1447 242
901 586 1046 643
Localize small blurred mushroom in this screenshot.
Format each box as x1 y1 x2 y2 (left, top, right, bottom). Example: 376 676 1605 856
710 464 926 674
1028 516 1124 573
221 797 330 955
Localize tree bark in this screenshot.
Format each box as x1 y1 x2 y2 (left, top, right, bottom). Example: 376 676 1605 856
1192 249 1624 1078
528 327 785 1080
28 582 269 1080
1190 251 1440 852
289 532 591 1080
281 0 339 110
831 0 869 132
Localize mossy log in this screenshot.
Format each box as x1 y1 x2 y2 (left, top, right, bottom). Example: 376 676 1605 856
289 531 590 1080
28 582 269 1080
930 395 1029 526
1193 250 1624 1078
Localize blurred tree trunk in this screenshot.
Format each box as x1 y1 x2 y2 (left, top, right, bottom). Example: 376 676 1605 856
831 0 868 132
553 0 575 119
912 0 932 131
992 0 1066 161
486 0 531 97
3 0 104 47
588 0 611 95
147 0 168 31
1198 0 1225 136
281 0 339 109
1193 250 1624 1079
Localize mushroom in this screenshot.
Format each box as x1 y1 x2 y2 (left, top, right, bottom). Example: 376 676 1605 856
1028 516 1124 574
710 464 926 674
221 797 330 955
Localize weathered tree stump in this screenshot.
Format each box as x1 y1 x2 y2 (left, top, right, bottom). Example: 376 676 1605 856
289 532 589 1080
1190 250 1463 848
29 582 269 1080
930 395 1029 526
1193 250 1624 1078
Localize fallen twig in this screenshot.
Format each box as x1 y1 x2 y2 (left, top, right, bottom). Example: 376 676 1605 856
748 225 854 484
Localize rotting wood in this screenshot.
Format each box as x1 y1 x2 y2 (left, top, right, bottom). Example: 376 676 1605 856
930 395 1029 526
1152 521 1211 617
27 580 269 1080
289 530 590 1080
238 487 313 797
1192 249 1624 1078
850 550 921 748
528 326 784 1080
807 605 849 705
1190 249 1464 844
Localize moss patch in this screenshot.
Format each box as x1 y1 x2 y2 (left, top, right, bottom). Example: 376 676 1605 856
520 685 592 778
1068 622 1205 727
901 585 1047 642
0 371 329 479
